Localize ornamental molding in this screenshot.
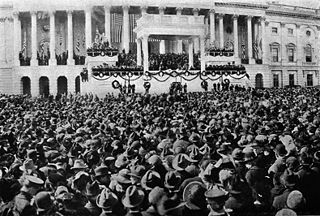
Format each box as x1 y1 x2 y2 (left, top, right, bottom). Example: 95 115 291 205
267 10 320 20
215 2 268 10
0 17 13 22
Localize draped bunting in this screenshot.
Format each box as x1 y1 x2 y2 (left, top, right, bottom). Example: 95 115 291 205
91 68 249 82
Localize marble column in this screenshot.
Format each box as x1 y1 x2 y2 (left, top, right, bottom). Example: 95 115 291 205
254 21 259 59
296 24 301 65
260 17 267 64
159 6 166 15
193 8 200 53
67 10 74 65
200 36 205 71
85 8 92 49
233 14 239 63
13 11 20 66
209 9 215 44
31 11 37 66
218 14 224 49
159 40 165 54
104 6 111 43
280 22 286 64
49 11 57 66
188 39 194 68
122 5 130 53
142 35 149 72
247 16 254 64
136 39 142 66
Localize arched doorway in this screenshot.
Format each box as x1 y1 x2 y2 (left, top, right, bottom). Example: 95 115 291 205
255 74 263 89
39 76 49 97
21 76 31 95
57 76 68 95
75 76 80 94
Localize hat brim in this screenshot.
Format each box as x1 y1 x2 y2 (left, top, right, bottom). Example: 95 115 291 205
122 191 144 208
19 165 37 172
183 181 205 210
96 193 118 209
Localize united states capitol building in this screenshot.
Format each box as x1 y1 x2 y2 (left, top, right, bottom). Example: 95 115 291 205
1 0 320 96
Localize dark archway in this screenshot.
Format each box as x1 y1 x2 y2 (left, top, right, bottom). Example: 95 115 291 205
57 76 68 95
39 76 49 97
21 76 31 95
75 76 80 94
255 73 263 89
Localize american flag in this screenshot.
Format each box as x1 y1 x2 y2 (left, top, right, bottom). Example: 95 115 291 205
21 30 27 58
129 13 140 43
241 39 246 60
76 38 80 54
253 31 260 59
111 13 123 43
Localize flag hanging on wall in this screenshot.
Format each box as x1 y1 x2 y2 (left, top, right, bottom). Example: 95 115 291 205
111 13 123 43
129 13 141 43
21 31 27 58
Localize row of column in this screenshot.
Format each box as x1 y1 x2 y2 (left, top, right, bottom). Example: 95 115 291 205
209 10 267 64
12 5 130 67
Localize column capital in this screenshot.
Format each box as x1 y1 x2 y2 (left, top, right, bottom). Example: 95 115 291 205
142 34 149 40
13 11 19 17
259 16 266 22
159 6 166 12
217 13 224 19
232 14 239 20
66 10 73 15
296 23 300 28
176 7 183 12
316 26 320 31
104 5 111 11
209 8 215 14
192 8 200 13
30 11 37 16
141 5 148 11
122 5 130 11
246 15 253 20
280 22 286 27
265 21 269 26
48 10 56 16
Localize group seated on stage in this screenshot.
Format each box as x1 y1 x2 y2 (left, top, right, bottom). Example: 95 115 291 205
92 53 142 73
56 52 68 65
87 40 118 57
206 62 245 72
149 53 201 71
206 48 234 57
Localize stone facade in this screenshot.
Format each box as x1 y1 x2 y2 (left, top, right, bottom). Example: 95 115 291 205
1 0 320 96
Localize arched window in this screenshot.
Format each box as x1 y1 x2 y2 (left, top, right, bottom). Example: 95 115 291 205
305 44 312 62
286 43 296 62
270 42 280 62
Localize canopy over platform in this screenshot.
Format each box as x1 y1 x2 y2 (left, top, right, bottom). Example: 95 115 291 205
134 14 207 71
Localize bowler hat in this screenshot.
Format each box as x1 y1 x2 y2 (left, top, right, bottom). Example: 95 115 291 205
71 159 88 170
96 188 118 209
129 165 146 179
122 185 145 208
115 169 131 184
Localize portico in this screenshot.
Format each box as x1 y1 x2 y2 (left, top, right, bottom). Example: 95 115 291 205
134 14 206 71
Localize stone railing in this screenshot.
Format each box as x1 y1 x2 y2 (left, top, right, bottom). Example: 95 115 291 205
137 14 204 27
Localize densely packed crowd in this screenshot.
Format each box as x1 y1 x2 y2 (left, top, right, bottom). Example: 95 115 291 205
0 87 320 216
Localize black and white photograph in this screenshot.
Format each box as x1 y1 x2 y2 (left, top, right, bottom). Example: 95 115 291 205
1 0 320 215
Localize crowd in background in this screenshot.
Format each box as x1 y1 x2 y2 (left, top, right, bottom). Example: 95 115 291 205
0 87 320 216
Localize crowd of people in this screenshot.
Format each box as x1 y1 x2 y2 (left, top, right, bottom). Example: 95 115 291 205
149 53 200 71
0 87 320 216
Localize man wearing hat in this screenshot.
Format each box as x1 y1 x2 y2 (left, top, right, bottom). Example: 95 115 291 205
205 188 232 216
94 165 111 188
85 181 102 216
34 191 57 216
96 188 119 216
13 175 44 216
182 181 208 216
122 185 145 216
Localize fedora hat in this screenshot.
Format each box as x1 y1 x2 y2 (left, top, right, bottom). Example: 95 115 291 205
115 154 129 169
183 181 207 210
172 154 190 171
129 165 146 179
115 169 131 184
141 170 161 191
94 165 110 177
164 171 181 190
96 188 118 210
231 148 244 162
19 159 37 172
71 159 88 170
85 180 101 197
148 186 166 205
122 185 145 208
281 170 299 188
157 195 186 216
188 146 202 163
